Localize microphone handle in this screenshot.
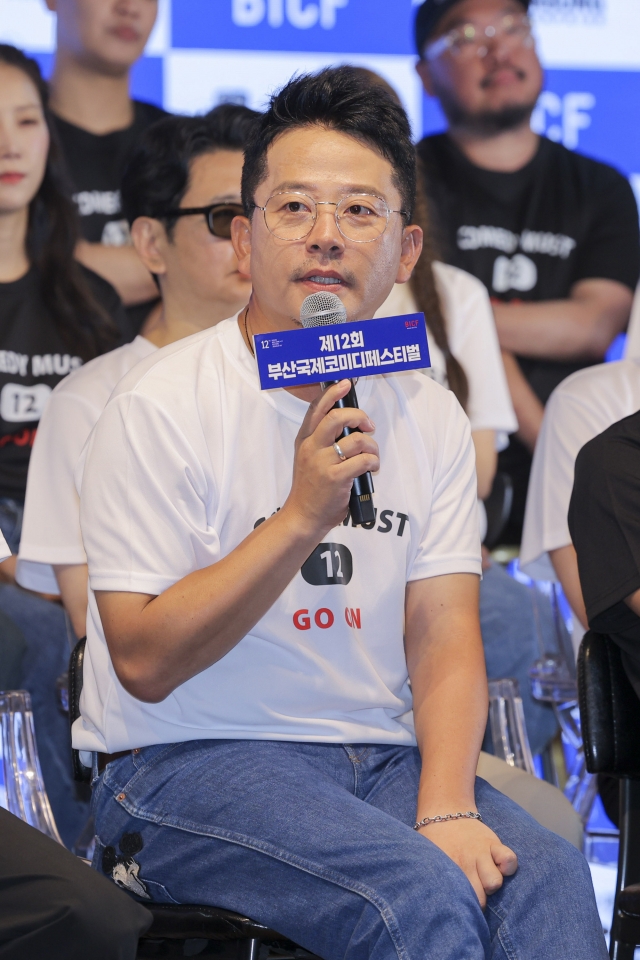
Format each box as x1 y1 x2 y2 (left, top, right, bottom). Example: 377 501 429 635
322 380 375 526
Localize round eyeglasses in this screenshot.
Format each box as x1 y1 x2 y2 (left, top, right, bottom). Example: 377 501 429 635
424 13 533 62
253 193 408 243
160 201 245 238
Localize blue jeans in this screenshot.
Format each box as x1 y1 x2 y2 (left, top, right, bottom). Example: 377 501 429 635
92 740 606 959
480 563 558 755
0 497 91 849
0 585 91 849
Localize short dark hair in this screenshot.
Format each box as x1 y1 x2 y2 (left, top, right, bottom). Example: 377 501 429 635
241 66 416 222
121 105 261 231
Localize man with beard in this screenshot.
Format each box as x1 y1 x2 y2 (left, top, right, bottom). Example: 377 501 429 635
415 0 640 543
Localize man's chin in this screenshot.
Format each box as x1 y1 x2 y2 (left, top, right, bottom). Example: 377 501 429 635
439 90 538 136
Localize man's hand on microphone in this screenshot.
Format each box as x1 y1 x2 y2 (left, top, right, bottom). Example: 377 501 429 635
284 379 379 537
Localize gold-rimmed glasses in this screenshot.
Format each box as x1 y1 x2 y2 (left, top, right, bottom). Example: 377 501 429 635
253 192 408 243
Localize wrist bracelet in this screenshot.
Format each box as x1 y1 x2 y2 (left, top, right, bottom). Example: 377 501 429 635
413 811 482 830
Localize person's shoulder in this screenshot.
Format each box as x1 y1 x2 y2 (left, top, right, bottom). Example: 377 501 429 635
577 408 640 471
110 319 233 402
416 132 450 164
50 337 155 403
132 100 170 130
551 358 640 406
541 138 631 189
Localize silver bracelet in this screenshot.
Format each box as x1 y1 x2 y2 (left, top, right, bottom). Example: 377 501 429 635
413 811 482 830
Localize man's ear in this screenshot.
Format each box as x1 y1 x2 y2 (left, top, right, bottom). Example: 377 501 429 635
130 217 168 277
231 216 252 280
415 59 435 97
396 225 423 284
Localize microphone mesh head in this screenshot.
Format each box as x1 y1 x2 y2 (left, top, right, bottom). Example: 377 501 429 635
300 292 348 328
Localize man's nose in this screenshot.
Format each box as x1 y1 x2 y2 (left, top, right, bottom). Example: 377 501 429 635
306 205 345 254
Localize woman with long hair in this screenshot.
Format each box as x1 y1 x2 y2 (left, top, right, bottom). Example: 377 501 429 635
0 44 122 575
0 44 124 847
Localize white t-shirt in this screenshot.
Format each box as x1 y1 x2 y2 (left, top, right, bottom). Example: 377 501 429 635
375 261 517 451
16 336 158 595
74 315 481 753
520 357 640 581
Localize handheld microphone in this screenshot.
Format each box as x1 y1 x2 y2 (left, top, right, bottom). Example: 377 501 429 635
300 292 375 526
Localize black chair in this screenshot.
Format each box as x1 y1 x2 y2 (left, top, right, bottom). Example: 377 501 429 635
69 638 318 959
578 631 640 959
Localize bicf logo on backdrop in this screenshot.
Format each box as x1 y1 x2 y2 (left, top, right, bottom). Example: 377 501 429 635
232 0 349 29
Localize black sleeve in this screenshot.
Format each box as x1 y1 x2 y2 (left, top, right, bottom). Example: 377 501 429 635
568 410 640 623
79 264 135 345
0 807 151 956
573 165 640 292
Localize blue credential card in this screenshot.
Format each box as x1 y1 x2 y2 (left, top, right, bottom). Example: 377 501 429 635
254 313 431 390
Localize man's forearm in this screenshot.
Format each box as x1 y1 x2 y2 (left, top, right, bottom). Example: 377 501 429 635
493 278 632 361
75 241 158 305
54 563 89 640
501 350 544 452
97 505 323 703
405 576 487 815
549 544 588 628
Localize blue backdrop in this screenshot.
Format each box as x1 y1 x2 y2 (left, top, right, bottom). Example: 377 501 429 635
2 0 639 191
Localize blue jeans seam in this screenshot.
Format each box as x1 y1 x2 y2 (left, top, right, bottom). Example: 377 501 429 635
117 799 412 960
486 901 518 960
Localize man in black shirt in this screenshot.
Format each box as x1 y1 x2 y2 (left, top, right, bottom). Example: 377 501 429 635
46 0 165 322
414 0 640 540
569 410 640 702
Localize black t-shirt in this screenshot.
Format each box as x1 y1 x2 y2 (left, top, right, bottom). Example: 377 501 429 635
51 100 166 335
419 133 640 542
417 134 640 404
0 266 124 501
51 100 167 245
568 410 640 698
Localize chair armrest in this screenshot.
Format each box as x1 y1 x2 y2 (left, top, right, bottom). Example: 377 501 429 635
578 631 640 777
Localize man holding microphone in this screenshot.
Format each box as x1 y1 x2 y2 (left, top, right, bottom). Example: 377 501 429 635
77 67 604 959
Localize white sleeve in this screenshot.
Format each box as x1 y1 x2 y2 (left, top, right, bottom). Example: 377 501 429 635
520 387 594 578
408 390 482 581
80 391 218 595
435 264 517 450
19 390 99 578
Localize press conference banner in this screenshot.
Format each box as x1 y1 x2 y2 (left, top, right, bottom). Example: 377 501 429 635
2 0 638 195
254 313 430 389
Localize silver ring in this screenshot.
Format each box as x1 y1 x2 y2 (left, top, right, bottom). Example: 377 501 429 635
333 442 347 461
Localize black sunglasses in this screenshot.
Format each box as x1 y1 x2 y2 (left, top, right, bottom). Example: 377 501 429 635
161 202 245 238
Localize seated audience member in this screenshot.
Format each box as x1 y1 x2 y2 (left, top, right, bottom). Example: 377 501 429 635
569 410 640 700
0 44 124 846
375 157 555 752
414 0 640 541
18 106 258 637
0 807 150 959
520 356 640 633
568 409 640 824
46 0 165 327
76 68 603 957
